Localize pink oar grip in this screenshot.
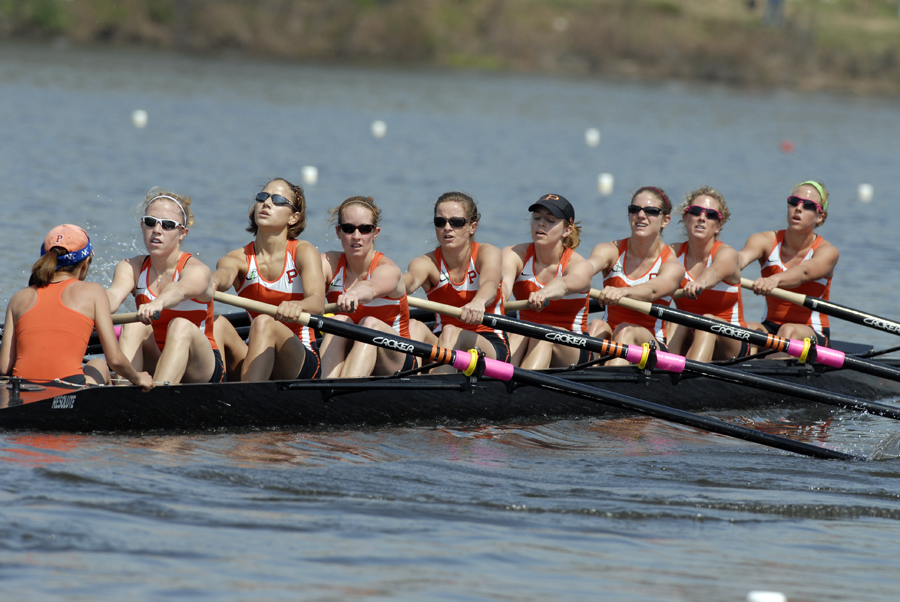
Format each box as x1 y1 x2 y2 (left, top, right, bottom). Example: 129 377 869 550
624 346 644 364
450 351 515 381
114 326 122 339
655 351 686 373
786 338 845 368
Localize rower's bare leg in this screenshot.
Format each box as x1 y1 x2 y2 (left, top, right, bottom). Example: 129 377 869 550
666 322 688 355
319 315 353 378
84 359 111 386
153 318 216 384
408 319 438 345
520 338 552 370
241 315 306 381
214 316 248 381
607 323 656 366
507 332 529 366
432 326 495 374
117 321 154 370
686 329 716 363
587 318 613 361
344 317 408 378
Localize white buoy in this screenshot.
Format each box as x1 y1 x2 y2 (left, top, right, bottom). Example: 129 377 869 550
131 110 148 129
585 127 601 147
553 17 569 32
858 183 874 203
598 173 614 196
301 166 318 186
747 591 787 602
371 120 387 138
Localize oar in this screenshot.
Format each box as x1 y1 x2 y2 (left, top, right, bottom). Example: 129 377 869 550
0 310 155 343
213 292 855 460
408 296 900 422
741 278 900 338
605 291 900 385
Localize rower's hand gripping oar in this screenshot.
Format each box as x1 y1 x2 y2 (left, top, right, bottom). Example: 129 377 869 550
606 290 900 385
214 291 856 460
741 277 900 338
409 296 900 422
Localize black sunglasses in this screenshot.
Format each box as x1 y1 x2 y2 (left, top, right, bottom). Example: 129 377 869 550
255 192 296 210
433 216 468 228
684 205 722 221
142 216 183 231
787 196 822 213
338 223 376 234
627 204 664 217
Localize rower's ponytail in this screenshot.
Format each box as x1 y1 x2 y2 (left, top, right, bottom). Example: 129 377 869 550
28 247 81 288
563 221 582 250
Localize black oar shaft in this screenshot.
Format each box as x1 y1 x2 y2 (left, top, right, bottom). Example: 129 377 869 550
740 278 900 338
216 292 855 460
411 296 900 420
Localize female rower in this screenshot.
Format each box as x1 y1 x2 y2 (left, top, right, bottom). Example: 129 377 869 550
209 178 325 381
587 186 685 365
404 192 508 372
738 180 838 346
319 196 415 378
0 224 153 390
501 194 593 370
666 186 749 362
107 189 224 385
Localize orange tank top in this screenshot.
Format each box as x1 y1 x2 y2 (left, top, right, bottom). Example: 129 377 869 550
674 241 747 327
12 279 94 381
759 230 831 334
135 253 218 351
426 243 505 335
326 252 411 338
603 239 673 345
512 244 589 333
234 240 315 350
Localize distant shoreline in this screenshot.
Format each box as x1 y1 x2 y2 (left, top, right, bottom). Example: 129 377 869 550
2 0 899 95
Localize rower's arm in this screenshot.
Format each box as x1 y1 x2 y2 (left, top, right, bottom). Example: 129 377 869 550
618 254 684 303
696 245 741 291
0 304 16 376
500 244 526 301
138 259 211 324
586 241 618 276
737 232 773 271
345 259 403 308
209 249 246 294
767 241 839 290
404 254 437 295
471 243 502 308
89 283 154 391
107 258 138 312
280 241 325 318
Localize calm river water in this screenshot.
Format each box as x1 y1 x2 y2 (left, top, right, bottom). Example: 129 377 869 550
1 42 900 601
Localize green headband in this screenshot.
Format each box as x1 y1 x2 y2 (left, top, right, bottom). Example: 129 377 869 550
797 180 828 214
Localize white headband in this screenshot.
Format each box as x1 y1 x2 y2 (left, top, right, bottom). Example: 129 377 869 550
147 195 188 225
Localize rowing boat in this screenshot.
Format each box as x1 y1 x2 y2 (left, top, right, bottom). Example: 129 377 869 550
3 346 899 432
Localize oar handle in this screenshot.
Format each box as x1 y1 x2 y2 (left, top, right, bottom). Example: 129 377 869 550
740 277 806 305
111 310 160 325
213 293 339 321
590 288 655 315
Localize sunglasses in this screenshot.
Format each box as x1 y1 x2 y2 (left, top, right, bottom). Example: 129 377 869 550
255 192 296 210
141 216 184 231
627 204 664 217
338 223 376 234
684 205 722 221
787 196 823 214
433 216 468 228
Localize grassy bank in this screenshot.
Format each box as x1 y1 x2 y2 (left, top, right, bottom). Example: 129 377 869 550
2 0 900 93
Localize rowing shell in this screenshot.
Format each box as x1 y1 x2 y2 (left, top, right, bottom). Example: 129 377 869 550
2 356 899 432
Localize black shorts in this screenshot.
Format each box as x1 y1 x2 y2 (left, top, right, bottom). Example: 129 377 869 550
61 374 87 386
209 349 226 383
762 320 830 348
479 331 511 364
297 344 321 380
400 353 418 372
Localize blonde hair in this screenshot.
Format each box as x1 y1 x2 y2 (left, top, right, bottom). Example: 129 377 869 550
676 186 731 236
140 187 195 227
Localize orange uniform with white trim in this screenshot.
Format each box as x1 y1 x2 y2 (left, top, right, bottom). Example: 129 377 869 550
12 280 94 381
235 240 315 350
603 239 673 345
135 253 218 351
426 243 505 336
326 252 411 338
760 230 831 335
674 240 747 326
512 244 589 333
